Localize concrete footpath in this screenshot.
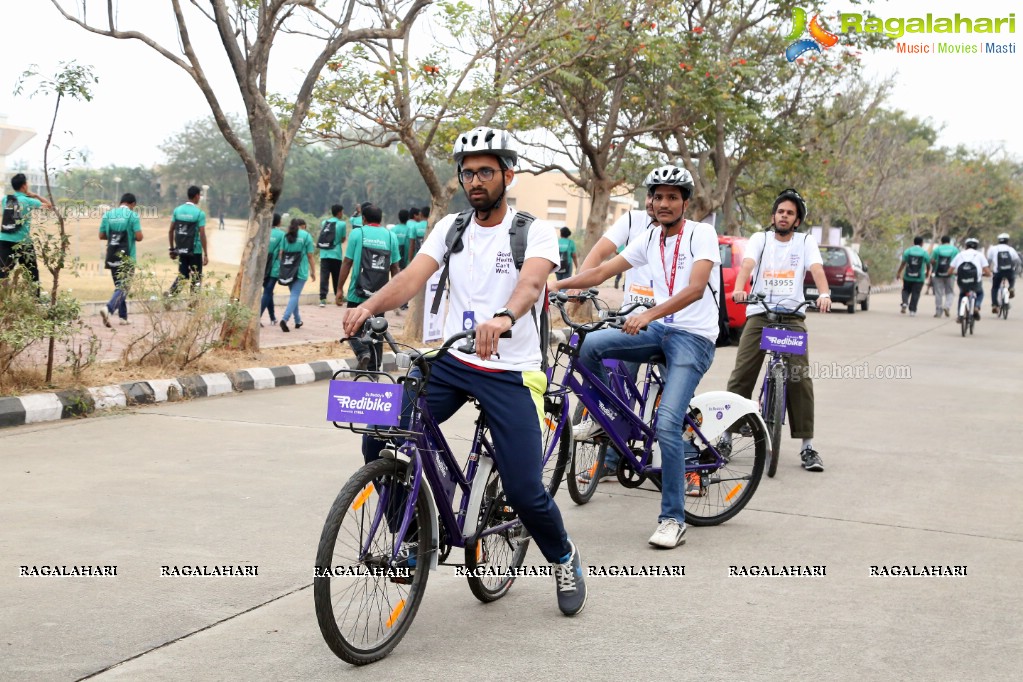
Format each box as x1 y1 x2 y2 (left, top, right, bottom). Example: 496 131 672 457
1 291 1021 681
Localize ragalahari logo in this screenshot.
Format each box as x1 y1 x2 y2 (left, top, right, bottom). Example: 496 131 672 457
784 7 839 62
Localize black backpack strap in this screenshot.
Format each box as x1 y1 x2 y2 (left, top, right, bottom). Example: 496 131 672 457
430 210 474 315
506 211 549 372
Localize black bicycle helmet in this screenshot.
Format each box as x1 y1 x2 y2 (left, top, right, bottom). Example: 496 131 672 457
772 188 807 223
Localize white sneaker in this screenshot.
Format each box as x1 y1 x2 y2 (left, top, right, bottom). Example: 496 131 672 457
648 518 687 549
572 419 602 441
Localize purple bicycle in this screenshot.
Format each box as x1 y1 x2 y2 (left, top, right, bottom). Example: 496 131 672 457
551 292 768 524
314 319 571 665
741 295 815 477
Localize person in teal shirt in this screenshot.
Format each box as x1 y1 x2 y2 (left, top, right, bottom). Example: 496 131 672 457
261 213 285 326
556 226 580 281
98 193 143 326
392 209 410 268
337 204 400 368
167 185 208 295
929 235 960 318
1 172 53 291
318 204 347 306
278 218 316 331
897 235 930 316
406 206 427 260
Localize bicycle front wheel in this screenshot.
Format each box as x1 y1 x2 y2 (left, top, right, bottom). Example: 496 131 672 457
465 468 530 602
314 458 432 666
685 414 766 526
540 392 572 497
764 363 785 478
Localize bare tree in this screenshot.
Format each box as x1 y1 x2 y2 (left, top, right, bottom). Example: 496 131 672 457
308 0 595 337
50 0 430 349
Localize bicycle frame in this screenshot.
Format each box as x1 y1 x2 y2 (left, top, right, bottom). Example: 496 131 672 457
559 337 724 477
358 369 569 573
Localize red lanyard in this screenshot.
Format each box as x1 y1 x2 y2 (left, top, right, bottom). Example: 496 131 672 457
659 221 686 295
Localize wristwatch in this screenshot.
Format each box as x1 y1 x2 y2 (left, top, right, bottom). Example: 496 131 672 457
493 308 517 325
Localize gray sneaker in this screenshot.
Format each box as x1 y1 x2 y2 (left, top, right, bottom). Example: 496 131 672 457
552 540 586 616
800 447 824 472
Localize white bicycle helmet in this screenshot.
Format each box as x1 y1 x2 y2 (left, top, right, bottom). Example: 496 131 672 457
644 165 695 198
452 127 517 169
964 237 980 248
997 232 1010 242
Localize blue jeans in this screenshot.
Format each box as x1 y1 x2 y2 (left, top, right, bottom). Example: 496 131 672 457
281 278 306 324
107 264 130 320
260 276 277 322
580 323 715 523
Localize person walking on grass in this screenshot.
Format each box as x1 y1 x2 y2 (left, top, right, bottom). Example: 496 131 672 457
167 185 208 295
98 193 143 327
318 204 347 307
260 213 285 326
1 173 53 293
897 236 929 317
277 218 316 332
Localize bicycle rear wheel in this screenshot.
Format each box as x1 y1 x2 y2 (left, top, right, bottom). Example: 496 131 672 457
763 363 785 478
567 405 606 505
685 414 767 526
314 458 432 666
465 468 531 602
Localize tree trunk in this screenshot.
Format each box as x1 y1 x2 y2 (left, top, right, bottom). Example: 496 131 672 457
403 188 456 345
581 181 613 259
223 176 276 350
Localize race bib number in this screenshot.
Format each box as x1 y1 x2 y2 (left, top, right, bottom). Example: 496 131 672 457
626 282 655 307
763 269 796 296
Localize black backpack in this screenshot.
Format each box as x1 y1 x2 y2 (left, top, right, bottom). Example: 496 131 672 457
1 195 23 234
557 248 570 274
905 253 924 279
172 219 198 256
318 219 339 250
105 229 131 269
934 252 953 277
996 250 1013 273
956 261 979 287
354 236 393 299
278 249 302 285
430 210 551 370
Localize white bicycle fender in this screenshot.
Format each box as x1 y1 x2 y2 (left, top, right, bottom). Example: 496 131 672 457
461 454 495 544
417 473 441 572
688 391 764 442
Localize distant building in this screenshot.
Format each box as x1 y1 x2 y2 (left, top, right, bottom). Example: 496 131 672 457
506 170 635 234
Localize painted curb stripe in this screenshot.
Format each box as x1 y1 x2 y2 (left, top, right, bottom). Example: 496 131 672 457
201 373 234 397
288 364 316 385
0 397 26 427
243 367 276 390
147 379 183 403
268 366 296 387
20 393 64 424
89 385 127 410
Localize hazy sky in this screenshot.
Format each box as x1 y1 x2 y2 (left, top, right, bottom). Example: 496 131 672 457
1 0 1020 172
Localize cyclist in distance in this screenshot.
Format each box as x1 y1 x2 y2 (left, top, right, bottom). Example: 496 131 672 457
554 165 721 550
949 237 991 322
986 232 1020 314
726 189 831 472
341 126 586 616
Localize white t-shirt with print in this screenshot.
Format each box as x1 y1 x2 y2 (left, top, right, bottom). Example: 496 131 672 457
419 210 558 372
620 220 721 343
604 209 656 307
744 231 823 316
949 249 989 277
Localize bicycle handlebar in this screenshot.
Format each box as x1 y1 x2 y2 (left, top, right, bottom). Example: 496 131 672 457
550 289 652 333
739 294 817 315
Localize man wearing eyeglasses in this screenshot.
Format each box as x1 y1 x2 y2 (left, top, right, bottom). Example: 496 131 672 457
342 126 587 618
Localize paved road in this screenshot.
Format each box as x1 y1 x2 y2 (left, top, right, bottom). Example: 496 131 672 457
2 291 1021 681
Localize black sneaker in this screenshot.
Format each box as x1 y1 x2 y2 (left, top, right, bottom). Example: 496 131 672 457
295 321 304 329
552 540 586 616
280 320 290 332
356 354 372 371
800 447 824 472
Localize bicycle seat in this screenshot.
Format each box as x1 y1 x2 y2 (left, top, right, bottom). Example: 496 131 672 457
649 353 666 365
